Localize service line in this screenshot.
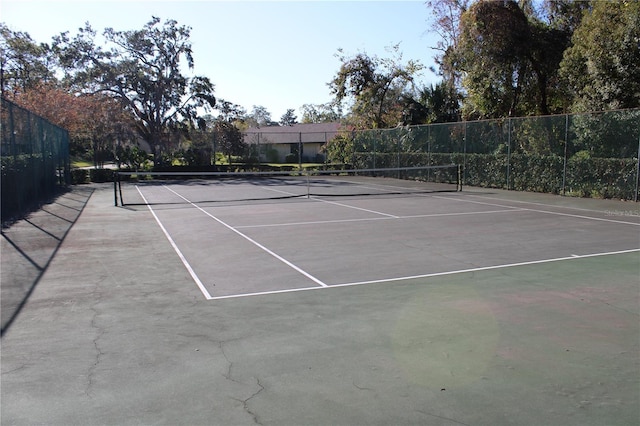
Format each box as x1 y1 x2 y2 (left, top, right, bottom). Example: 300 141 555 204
235 208 526 229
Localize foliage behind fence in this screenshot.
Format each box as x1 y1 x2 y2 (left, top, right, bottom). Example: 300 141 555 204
327 109 640 201
1 98 71 222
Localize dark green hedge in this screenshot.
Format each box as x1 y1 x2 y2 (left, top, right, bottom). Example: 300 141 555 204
71 168 116 184
352 152 638 200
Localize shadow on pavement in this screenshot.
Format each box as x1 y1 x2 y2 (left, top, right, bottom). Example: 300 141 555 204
1 186 94 336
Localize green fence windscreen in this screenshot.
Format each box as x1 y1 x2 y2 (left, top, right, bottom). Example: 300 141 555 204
1 98 71 222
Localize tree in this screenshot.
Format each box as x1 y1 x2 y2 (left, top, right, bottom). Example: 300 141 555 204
329 45 424 129
215 99 246 123
0 24 56 98
300 103 342 123
416 82 461 123
54 17 216 165
214 120 245 165
454 0 571 118
245 105 273 128
540 0 591 34
11 82 135 163
560 0 640 112
424 0 470 87
279 109 297 126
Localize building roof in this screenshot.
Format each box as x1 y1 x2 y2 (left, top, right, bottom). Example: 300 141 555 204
243 122 342 144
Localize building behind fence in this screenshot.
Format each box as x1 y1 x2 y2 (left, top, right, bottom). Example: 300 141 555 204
1 98 71 222
240 109 639 201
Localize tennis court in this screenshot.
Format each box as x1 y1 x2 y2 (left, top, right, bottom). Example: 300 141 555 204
117 168 638 301
1 175 639 425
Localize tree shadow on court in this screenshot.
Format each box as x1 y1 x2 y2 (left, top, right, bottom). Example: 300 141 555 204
1 186 94 336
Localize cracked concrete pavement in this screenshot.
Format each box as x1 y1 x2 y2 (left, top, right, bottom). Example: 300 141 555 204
1 184 639 425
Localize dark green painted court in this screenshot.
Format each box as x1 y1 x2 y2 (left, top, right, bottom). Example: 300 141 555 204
2 182 639 425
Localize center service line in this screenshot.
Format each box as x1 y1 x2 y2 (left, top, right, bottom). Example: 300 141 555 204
163 186 328 288
260 185 399 218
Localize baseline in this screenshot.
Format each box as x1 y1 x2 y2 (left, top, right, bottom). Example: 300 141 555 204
208 248 640 300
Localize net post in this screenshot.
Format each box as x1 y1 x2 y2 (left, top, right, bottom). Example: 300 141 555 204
114 172 118 206
458 164 463 191
118 174 124 207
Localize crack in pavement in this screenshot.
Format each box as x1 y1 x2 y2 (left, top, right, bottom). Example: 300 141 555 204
85 305 105 398
85 277 107 398
218 341 241 384
415 409 470 425
233 377 265 425
216 341 265 425
352 380 375 392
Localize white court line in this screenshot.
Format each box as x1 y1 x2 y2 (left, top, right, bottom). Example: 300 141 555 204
314 198 400 218
467 193 639 215
256 182 401 218
331 248 640 287
235 208 526 229
140 182 638 301
163 186 328 288
434 194 640 226
136 186 213 300
208 248 640 300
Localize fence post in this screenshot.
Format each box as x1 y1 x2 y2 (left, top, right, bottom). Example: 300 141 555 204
397 131 400 172
463 121 468 187
562 113 569 196
506 118 512 190
635 132 640 202
298 132 302 169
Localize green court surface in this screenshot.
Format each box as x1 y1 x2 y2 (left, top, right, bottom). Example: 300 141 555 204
1 183 638 425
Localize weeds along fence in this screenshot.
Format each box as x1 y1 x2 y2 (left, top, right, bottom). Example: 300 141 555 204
323 109 639 201
1 98 71 222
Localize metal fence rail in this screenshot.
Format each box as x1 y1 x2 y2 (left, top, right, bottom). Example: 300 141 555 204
1 98 71 222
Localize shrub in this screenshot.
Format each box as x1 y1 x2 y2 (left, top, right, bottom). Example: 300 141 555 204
71 169 89 184
89 168 114 183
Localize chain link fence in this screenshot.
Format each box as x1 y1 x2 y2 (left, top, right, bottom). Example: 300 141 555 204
1 98 71 222
324 109 639 201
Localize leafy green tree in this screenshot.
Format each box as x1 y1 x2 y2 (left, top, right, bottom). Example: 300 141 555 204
560 0 640 112
323 133 354 165
53 17 216 166
215 99 246 123
214 120 245 165
300 103 342 123
329 45 424 128
245 105 273 127
540 0 591 34
456 0 527 118
415 82 461 123
426 0 591 119
0 24 56 97
424 0 470 87
453 0 572 118
279 109 298 126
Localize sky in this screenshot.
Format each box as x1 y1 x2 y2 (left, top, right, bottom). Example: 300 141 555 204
1 0 442 121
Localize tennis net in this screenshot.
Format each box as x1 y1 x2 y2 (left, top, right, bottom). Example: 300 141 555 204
114 164 461 206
